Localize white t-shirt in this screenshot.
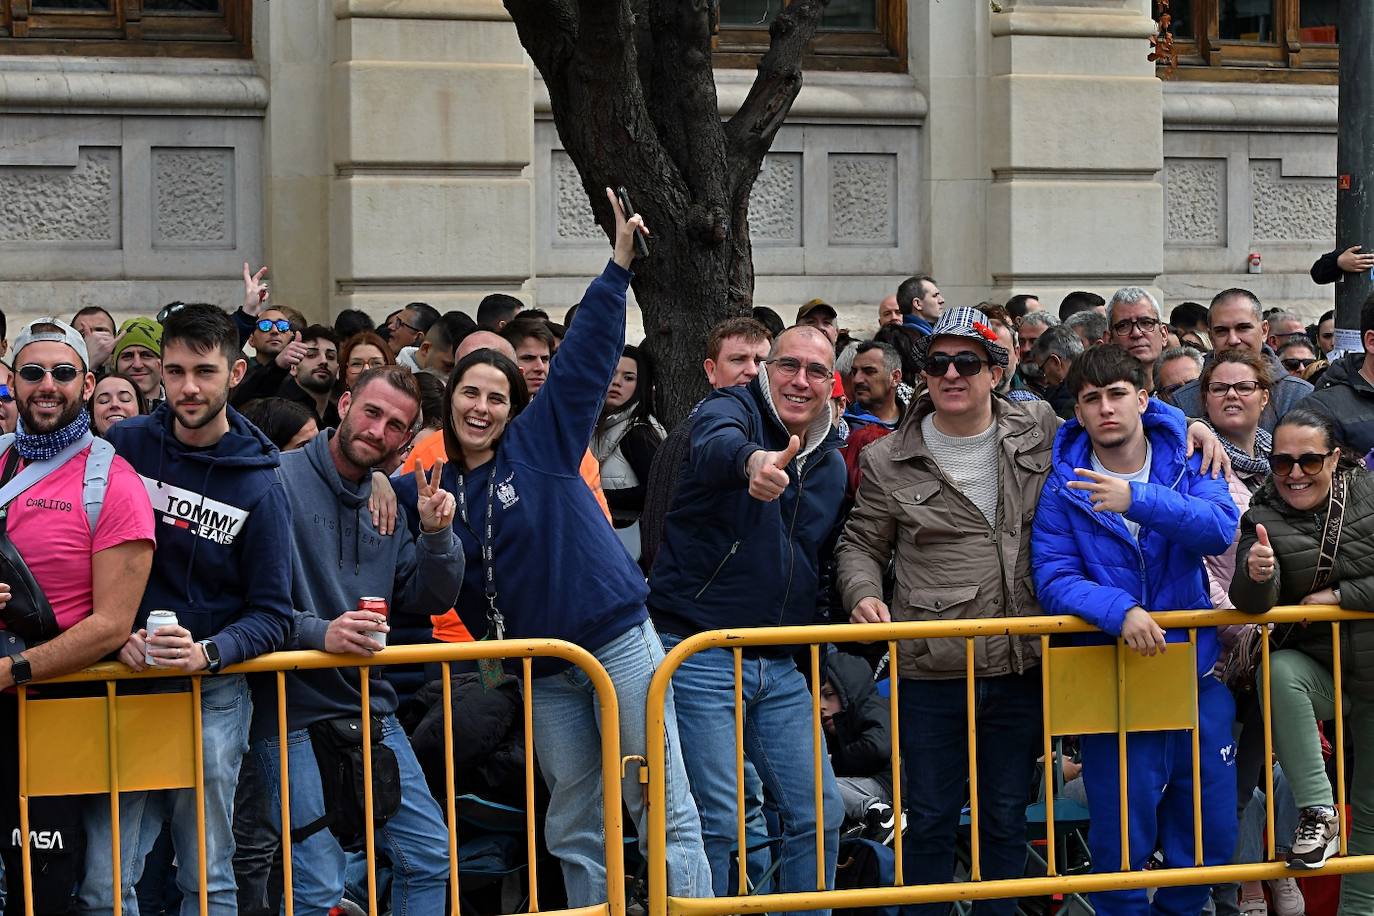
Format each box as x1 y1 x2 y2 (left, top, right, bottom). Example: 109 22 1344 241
1090 442 1152 540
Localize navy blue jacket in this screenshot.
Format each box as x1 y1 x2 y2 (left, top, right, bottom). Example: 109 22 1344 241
1031 399 1238 674
106 404 293 667
648 377 846 635
397 261 648 672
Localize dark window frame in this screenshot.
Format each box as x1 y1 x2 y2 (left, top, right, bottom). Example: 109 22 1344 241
1158 0 1337 84
0 0 252 58
713 0 907 73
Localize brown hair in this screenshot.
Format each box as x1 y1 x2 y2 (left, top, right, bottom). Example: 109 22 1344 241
339 331 395 375
706 317 772 362
1199 347 1272 393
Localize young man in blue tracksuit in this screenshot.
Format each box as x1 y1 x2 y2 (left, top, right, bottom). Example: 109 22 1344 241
1032 345 1240 916
648 322 847 912
82 304 294 916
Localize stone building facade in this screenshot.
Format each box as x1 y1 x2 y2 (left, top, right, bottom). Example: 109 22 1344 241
0 0 1344 335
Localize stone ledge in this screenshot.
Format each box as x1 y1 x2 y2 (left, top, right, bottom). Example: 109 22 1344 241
989 8 1156 40
0 57 266 114
1163 82 1337 132
535 69 926 124
334 0 510 20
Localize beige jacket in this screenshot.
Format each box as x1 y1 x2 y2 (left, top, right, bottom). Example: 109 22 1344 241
835 396 1058 680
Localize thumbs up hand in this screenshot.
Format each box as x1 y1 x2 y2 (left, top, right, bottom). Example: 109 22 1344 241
275 331 307 371
1247 523 1277 582
747 435 800 502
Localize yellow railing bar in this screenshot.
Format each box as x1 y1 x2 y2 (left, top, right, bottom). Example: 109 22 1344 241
360 670 377 916
733 647 746 892
1190 628 1202 867
441 661 460 915
1116 638 1129 872
192 677 209 915
1332 621 1348 857
1261 625 1275 862
886 640 903 885
810 645 825 891
965 637 981 881
1039 634 1056 876
277 670 294 916
524 658 540 912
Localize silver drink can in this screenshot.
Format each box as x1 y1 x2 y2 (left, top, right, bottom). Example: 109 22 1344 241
145 610 179 667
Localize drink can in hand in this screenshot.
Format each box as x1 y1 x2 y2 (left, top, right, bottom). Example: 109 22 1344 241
358 597 389 648
145 610 179 668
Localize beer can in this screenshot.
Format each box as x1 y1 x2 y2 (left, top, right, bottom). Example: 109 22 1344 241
145 609 179 668
358 597 389 648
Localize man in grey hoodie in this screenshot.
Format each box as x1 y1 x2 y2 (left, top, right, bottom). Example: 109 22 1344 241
244 365 460 915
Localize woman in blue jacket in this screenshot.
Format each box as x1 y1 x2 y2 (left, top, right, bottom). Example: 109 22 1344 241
397 191 711 905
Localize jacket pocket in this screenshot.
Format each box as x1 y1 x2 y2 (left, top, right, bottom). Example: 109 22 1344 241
694 540 741 600
891 483 963 541
901 584 986 676
904 584 980 619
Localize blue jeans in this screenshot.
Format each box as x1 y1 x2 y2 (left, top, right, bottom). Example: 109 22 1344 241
533 618 711 905
662 634 843 916
251 714 447 916
899 671 1043 916
78 674 252 916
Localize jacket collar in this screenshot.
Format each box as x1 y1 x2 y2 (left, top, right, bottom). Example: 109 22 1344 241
889 393 1042 464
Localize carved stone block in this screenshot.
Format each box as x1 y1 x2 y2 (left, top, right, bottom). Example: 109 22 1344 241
0 147 120 247
829 153 896 246
1164 157 1226 246
152 147 235 249
749 153 803 246
553 150 602 244
1251 160 1335 243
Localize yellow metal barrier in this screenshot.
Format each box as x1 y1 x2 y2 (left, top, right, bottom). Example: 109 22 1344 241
644 606 1374 916
16 639 627 916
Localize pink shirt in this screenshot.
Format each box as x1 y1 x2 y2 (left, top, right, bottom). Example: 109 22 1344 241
8 446 155 632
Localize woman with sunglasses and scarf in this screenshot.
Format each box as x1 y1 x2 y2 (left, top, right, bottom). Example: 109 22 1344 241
1232 409 1374 912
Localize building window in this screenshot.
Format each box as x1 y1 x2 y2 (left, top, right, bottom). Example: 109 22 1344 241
715 0 907 73
1157 0 1338 82
0 0 251 58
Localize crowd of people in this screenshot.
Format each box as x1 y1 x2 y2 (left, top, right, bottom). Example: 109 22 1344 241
0 194 1371 916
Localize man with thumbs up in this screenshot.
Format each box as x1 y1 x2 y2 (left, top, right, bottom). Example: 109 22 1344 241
648 324 847 908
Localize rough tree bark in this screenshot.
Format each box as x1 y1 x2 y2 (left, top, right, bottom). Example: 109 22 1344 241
504 0 831 428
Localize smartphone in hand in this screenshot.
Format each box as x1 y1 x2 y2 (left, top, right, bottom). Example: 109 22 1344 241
616 186 650 258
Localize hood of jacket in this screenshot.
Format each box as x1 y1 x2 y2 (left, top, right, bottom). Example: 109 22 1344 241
823 650 876 714
144 401 281 470
300 427 369 510
1313 352 1374 398
753 368 843 467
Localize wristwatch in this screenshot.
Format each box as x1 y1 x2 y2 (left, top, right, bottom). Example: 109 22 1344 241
8 652 32 686
1333 586 1343 606
197 640 222 674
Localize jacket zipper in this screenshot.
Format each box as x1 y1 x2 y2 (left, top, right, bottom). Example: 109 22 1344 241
694 540 740 600
777 468 806 624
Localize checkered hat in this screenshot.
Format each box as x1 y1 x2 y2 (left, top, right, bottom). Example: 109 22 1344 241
915 306 1009 370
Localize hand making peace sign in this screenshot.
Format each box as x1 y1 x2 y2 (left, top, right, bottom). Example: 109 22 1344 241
415 459 457 534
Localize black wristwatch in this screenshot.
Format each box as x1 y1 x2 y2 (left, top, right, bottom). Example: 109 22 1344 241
197 640 222 674
8 652 32 686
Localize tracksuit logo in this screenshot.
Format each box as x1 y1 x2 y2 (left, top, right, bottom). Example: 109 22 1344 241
143 478 249 546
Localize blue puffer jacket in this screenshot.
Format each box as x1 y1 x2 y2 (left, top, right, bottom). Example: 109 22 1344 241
1031 399 1239 675
648 375 846 636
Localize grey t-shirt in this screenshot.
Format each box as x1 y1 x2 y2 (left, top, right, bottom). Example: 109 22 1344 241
921 414 1000 528
1089 441 1153 540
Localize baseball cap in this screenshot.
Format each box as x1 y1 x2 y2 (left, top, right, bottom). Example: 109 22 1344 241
796 299 837 323
12 318 91 369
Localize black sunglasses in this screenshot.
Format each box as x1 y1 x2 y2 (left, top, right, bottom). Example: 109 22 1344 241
1268 450 1334 477
156 301 187 324
923 351 989 378
17 363 81 384
1281 357 1317 372
256 319 292 334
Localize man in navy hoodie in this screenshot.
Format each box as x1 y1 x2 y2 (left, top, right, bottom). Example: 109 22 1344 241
250 364 460 915
649 323 847 911
1032 344 1240 916
81 304 294 915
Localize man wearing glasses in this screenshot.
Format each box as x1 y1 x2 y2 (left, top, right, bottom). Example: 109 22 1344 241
1105 287 1169 391
648 324 846 908
230 309 312 408
837 306 1057 916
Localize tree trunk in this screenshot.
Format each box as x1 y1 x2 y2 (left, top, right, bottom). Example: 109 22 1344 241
503 0 829 428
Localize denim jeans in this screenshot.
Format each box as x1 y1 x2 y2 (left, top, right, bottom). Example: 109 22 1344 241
533 618 711 906
899 671 1043 916
77 674 251 916
661 634 843 916
250 714 447 916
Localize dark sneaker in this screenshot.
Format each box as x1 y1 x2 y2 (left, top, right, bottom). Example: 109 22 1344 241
1287 805 1339 869
862 801 900 845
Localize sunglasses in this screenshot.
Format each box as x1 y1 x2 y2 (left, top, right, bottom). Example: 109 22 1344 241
1281 357 1317 372
17 363 81 384
767 356 833 384
0 385 11 403
923 351 989 378
1268 450 1334 477
156 301 187 324
256 319 292 334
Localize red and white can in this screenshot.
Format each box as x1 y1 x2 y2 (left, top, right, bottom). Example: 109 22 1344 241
1247 252 1262 274
358 597 389 648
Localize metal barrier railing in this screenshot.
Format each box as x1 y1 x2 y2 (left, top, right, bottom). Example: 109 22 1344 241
644 606 1374 916
15 639 626 916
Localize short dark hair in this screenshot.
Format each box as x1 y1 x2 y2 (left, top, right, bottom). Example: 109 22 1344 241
706 317 771 361
1277 337 1317 359
430 311 477 352
238 397 315 450
896 276 934 316
518 307 550 321
873 323 923 382
414 371 446 430
161 303 242 365
855 340 902 374
442 349 529 469
751 306 785 339
72 306 116 331
333 309 374 339
1169 302 1209 331
1005 294 1039 320
299 324 339 348
404 303 441 334
1209 288 1263 321
1066 344 1147 398
476 294 523 331
1319 309 1335 325
1059 291 1105 321
501 317 555 352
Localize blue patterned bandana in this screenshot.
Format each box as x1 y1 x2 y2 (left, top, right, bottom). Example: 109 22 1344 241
15 409 91 462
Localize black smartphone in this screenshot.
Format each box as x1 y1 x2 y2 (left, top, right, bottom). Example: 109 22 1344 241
616 186 650 258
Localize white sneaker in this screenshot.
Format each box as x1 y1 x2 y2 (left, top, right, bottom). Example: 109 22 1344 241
1267 876 1306 916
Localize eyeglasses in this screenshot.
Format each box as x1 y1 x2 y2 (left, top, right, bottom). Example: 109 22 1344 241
1160 382 1185 399
256 319 292 334
1282 357 1317 372
767 356 833 384
347 358 386 371
0 385 12 403
1111 316 1163 337
923 351 989 378
17 364 81 384
1269 450 1334 477
1205 380 1263 398
390 315 423 333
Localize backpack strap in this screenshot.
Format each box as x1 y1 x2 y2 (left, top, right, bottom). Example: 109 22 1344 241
83 438 114 538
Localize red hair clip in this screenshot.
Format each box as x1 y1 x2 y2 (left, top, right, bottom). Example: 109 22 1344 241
971 321 998 343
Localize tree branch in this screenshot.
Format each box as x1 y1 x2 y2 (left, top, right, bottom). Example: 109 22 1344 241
503 0 578 81
723 0 829 198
